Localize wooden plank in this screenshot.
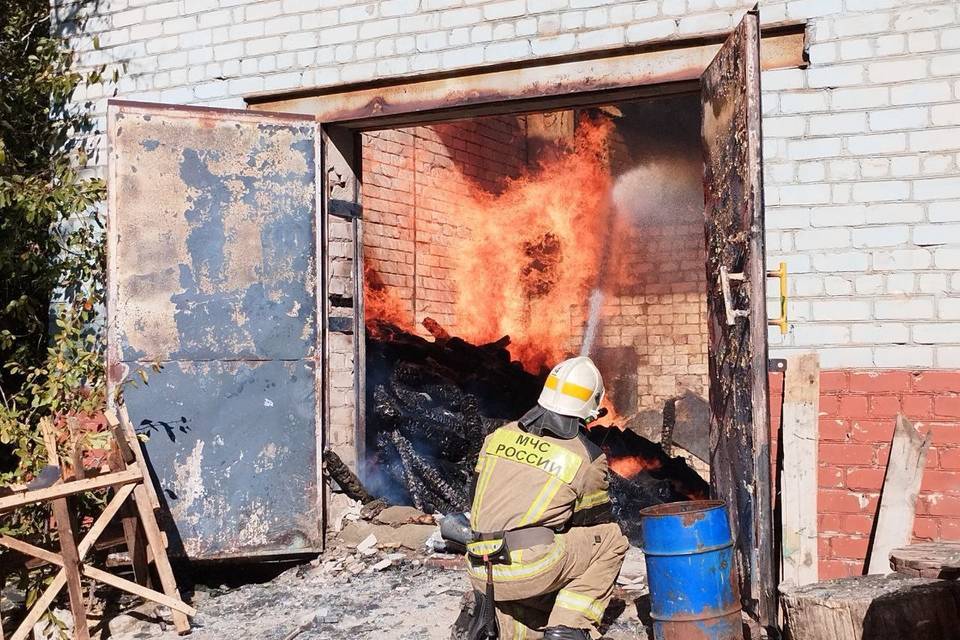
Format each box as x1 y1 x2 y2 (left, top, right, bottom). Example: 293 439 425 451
122 502 153 587
867 415 932 575
1 483 136 640
0 536 195 616
9 572 67 640
49 499 90 640
780 353 820 588
0 468 141 512
82 565 196 616
38 418 90 640
107 407 162 510
132 483 191 633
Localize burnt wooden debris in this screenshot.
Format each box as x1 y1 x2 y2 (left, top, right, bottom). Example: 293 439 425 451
364 319 708 537
323 449 377 505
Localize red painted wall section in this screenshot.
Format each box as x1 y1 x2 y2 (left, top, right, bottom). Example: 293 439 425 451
769 368 960 580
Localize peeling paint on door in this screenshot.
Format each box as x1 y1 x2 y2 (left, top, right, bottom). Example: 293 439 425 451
108 102 322 559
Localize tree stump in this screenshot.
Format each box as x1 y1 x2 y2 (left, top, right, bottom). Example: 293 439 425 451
781 574 960 640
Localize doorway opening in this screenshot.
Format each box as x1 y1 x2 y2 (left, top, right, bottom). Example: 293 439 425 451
358 94 713 540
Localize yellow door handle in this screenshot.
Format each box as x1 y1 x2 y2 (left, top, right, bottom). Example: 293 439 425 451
767 262 788 335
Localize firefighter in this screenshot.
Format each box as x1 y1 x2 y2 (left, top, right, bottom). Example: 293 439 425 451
465 356 629 640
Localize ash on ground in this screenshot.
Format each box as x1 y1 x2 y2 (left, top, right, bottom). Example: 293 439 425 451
102 504 651 640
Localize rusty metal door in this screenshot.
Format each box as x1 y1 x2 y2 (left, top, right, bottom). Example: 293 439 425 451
107 102 322 559
700 11 775 630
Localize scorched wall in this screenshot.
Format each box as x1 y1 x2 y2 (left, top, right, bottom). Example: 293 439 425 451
63 0 960 579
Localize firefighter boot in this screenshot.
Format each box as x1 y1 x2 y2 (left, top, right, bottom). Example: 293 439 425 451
542 626 591 640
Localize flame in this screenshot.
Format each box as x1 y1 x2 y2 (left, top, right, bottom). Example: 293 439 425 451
364 112 633 386
609 455 662 479
363 261 414 335
438 115 620 371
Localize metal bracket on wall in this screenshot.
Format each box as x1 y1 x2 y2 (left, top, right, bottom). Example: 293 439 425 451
718 266 749 325
327 316 354 334
328 198 361 220
768 359 787 373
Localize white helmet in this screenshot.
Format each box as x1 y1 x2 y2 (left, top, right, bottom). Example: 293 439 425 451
538 356 605 422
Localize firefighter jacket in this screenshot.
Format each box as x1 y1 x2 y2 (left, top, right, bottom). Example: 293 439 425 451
469 421 613 536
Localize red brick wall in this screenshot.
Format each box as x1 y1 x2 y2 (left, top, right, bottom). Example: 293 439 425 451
770 368 960 579
361 117 527 334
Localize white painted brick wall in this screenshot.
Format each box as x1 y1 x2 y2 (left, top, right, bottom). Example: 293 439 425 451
60 0 960 370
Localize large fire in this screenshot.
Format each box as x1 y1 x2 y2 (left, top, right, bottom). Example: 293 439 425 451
364 114 628 374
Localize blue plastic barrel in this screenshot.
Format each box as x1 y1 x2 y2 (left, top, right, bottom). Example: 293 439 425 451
639 500 743 640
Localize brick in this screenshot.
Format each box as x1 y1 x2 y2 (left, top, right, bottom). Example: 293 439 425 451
914 371 960 394
835 13 891 38
922 493 960 517
929 202 960 223
820 488 874 513
851 180 910 203
902 394 934 418
845 466 885 491
932 103 960 126
795 228 851 250
848 371 910 393
840 515 873 536
864 202 923 224
892 81 952 105
831 86 888 110
895 6 956 31
868 59 927 84
820 465 845 488
831 535 870 559
922 470 960 493
873 249 933 271
808 65 866 88
851 225 909 248
810 300 871 321
935 248 960 269
941 448 960 470
869 107 928 132
851 418 895 442
781 93 828 114
851 323 909 344
874 346 935 368
914 324 960 345
810 112 867 135
812 251 869 272
847 133 905 155
820 371 849 392
819 559 860 580
913 516 939 540
789 138 843 160
935 396 960 418
943 519 960 541
818 417 849 442
911 129 960 153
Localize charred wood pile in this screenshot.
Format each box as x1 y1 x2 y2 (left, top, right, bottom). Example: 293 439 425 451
365 319 544 514
364 319 708 540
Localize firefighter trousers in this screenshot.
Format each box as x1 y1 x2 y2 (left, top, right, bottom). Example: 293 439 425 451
467 522 629 640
